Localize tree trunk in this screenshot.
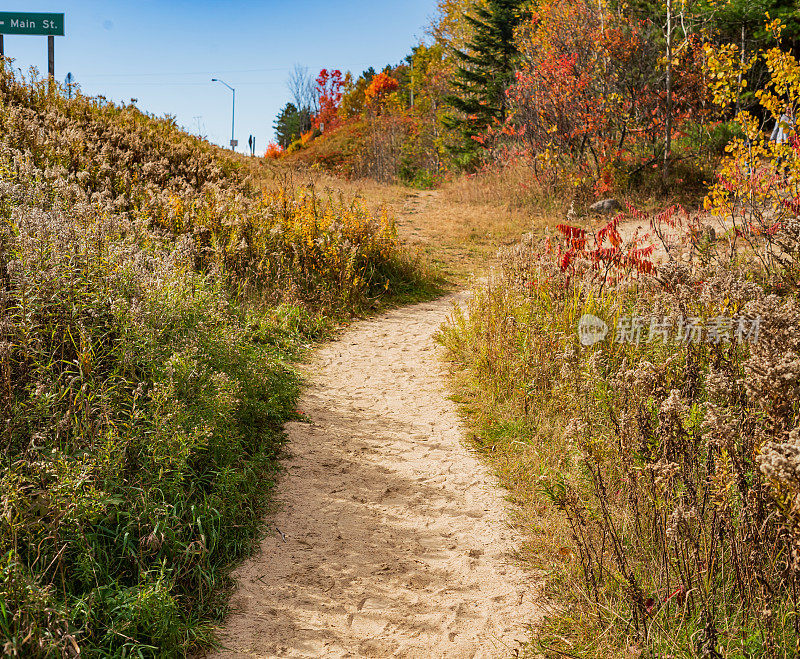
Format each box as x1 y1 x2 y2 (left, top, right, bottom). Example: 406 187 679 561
663 0 673 188
735 24 745 115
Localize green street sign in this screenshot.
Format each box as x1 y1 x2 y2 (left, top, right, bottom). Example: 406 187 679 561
0 12 64 36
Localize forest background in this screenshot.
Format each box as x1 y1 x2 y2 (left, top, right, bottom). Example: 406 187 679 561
269 0 800 206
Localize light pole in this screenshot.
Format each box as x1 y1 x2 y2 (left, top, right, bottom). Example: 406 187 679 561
211 78 236 150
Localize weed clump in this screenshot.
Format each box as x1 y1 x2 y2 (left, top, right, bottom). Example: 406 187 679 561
440 27 800 654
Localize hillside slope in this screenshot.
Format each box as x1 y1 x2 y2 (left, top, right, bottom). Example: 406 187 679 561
0 68 424 657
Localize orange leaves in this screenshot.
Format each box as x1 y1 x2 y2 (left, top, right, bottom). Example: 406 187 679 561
557 224 586 251
264 141 283 159
624 201 647 221
746 221 783 237
300 129 316 145
560 248 575 270
505 0 636 189
594 169 614 197
597 216 622 248
365 72 400 107
652 204 686 230
783 194 800 215
507 0 714 192
557 224 586 241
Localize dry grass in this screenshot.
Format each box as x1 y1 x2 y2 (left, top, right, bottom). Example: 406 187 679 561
438 159 708 242
440 160 575 217
246 160 537 281
438 211 800 657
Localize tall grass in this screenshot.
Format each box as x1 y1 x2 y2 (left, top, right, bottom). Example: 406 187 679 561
0 65 428 656
439 222 800 657
441 157 575 217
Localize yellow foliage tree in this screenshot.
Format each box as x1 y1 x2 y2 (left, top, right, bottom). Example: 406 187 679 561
704 17 800 275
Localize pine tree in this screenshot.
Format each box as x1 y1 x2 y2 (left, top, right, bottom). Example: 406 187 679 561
444 0 527 163
273 103 312 148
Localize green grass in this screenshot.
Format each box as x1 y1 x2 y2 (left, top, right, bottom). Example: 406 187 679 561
2 263 310 656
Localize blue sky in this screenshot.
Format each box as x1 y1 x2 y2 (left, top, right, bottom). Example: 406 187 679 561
4 1 437 152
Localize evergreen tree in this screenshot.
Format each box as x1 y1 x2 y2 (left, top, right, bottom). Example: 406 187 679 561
444 0 527 163
362 67 377 83
273 103 312 148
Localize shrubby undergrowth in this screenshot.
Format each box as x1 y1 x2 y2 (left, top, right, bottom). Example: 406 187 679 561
443 225 800 655
441 212 800 657
0 65 426 656
440 21 800 657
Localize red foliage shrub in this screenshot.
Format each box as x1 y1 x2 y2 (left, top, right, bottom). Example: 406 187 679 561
264 141 283 159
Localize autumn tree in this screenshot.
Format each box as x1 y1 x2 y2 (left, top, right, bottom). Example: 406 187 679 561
508 0 713 193
703 17 800 280
444 0 528 164
365 72 400 111
431 0 486 55
313 68 346 131
509 0 632 185
340 78 369 118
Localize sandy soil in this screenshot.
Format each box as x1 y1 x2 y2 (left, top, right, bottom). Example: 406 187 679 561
208 291 542 658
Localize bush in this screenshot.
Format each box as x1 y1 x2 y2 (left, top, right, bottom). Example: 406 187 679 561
1 203 301 655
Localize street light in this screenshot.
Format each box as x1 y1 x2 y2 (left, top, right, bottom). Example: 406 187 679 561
211 78 236 150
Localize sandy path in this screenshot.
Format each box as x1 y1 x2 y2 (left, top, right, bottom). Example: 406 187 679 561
209 292 541 658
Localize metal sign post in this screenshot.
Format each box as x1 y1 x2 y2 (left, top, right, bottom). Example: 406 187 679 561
0 12 65 78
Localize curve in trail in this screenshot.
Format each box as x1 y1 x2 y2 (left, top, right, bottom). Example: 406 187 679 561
210 292 542 658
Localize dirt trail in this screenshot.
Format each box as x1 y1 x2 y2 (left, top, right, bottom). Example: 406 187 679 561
209 291 542 658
